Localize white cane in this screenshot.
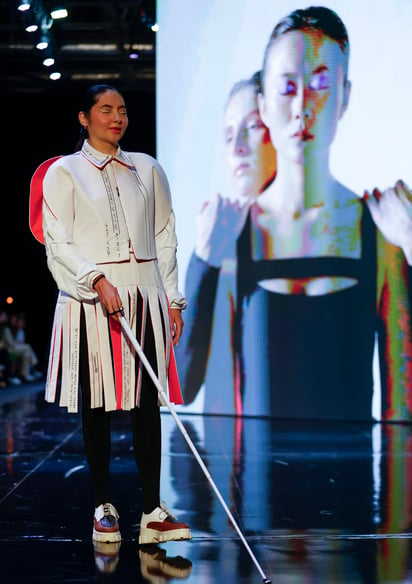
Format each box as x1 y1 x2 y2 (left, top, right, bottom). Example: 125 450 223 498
120 316 271 584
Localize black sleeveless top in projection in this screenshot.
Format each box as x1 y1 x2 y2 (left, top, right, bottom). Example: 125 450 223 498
236 201 377 421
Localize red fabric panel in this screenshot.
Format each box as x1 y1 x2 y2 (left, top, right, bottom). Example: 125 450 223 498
29 156 62 243
168 344 183 405
109 318 123 410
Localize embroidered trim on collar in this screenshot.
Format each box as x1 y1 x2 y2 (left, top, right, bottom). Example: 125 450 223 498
81 141 136 171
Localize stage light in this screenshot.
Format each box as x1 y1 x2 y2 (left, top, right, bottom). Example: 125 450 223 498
17 2 31 11
49 71 61 80
25 24 38 32
50 7 68 20
43 57 55 67
129 52 139 60
151 23 159 32
36 34 49 50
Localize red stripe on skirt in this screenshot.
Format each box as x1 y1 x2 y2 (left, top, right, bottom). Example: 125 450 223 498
168 344 183 405
109 318 123 410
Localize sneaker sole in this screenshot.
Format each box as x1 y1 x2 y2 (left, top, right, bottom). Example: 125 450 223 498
139 527 192 545
93 527 122 543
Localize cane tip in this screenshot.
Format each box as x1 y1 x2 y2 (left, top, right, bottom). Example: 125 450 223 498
263 579 272 584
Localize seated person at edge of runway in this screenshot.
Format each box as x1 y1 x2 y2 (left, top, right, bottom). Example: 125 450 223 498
9 312 42 381
0 310 23 385
174 71 277 414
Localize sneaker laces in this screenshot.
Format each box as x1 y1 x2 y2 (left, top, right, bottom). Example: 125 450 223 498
159 501 177 521
103 503 114 517
95 503 119 526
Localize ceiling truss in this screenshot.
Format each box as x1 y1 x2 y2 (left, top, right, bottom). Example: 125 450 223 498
1 0 156 92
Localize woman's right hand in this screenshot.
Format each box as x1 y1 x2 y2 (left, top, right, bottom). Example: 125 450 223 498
364 180 412 265
93 277 124 319
195 193 250 267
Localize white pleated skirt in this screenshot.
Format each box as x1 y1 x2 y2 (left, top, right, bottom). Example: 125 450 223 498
45 255 181 413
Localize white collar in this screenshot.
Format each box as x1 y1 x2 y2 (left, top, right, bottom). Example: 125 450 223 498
81 141 136 171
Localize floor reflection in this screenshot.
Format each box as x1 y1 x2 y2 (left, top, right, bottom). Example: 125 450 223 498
0 384 411 583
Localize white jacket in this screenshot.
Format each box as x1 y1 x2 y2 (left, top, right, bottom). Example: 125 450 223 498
42 141 186 309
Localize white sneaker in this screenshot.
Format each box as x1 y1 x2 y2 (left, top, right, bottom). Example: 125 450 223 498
139 502 192 545
93 503 121 543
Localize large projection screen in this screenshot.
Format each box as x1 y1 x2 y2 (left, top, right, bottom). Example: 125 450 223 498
157 0 412 421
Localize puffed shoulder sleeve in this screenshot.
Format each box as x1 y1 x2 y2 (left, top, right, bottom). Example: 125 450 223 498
42 161 103 301
152 161 187 310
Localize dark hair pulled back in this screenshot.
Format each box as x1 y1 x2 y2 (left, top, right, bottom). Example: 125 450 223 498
74 84 121 152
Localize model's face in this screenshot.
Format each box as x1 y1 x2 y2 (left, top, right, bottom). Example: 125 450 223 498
224 85 276 198
259 30 350 165
79 90 128 154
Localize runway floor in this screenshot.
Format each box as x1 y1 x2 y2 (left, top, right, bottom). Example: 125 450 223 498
0 382 411 583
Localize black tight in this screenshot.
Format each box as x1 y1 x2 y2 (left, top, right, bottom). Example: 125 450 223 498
79 308 161 514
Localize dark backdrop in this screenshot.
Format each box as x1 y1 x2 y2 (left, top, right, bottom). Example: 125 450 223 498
2 87 155 369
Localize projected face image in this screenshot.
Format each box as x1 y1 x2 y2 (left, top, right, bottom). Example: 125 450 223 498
159 2 412 426
224 84 276 199
259 30 349 165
